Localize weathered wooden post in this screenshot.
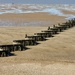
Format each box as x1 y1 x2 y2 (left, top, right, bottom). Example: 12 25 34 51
48 26 50 30
0 50 9 57
53 25 56 28
25 34 27 38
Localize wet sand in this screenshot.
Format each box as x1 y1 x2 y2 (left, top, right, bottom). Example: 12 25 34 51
0 12 66 26
62 10 75 15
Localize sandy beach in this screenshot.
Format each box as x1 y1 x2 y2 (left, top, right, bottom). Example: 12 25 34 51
0 7 75 75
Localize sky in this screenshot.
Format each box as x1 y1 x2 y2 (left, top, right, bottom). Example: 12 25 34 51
0 0 75 4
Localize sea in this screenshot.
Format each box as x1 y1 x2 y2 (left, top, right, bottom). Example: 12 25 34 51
0 4 75 26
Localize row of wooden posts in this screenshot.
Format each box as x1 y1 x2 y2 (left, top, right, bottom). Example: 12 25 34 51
0 19 75 57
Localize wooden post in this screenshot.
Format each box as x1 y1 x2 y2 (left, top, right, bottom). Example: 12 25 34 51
25 34 27 38
48 26 50 30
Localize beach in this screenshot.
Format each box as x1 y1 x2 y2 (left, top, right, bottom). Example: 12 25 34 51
0 4 75 75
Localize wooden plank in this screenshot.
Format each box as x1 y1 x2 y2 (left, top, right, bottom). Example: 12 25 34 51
13 39 37 46
0 44 25 52
27 35 46 41
34 32 51 38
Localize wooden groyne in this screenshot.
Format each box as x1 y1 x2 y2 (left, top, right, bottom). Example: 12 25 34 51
0 18 75 57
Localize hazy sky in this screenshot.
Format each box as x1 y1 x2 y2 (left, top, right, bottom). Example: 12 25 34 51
0 0 75 4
